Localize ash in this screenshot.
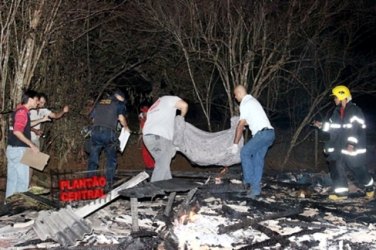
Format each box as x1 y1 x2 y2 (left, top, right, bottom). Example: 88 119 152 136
0 171 376 250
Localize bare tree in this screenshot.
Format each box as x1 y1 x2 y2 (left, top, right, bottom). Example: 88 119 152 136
138 0 310 124
0 0 62 167
278 0 376 168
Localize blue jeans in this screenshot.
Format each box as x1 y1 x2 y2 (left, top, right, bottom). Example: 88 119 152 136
241 129 275 196
6 146 30 198
88 126 117 187
143 134 176 182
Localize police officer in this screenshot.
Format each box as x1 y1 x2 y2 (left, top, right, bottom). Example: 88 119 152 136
314 85 374 200
88 90 129 189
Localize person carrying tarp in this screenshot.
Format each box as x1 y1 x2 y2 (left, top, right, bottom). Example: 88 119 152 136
142 95 188 182
230 85 275 200
313 85 374 200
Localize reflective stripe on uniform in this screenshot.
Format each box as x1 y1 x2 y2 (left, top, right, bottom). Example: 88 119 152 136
365 178 374 187
347 136 358 144
334 187 349 193
322 122 330 132
341 148 367 156
350 116 365 125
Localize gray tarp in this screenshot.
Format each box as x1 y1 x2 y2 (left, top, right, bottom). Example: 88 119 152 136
173 116 243 166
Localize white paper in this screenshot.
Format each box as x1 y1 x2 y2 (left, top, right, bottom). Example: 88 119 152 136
118 128 130 152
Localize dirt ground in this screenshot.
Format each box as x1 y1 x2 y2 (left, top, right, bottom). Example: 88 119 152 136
0 128 328 203
1 127 375 203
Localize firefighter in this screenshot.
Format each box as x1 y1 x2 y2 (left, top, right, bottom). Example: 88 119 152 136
314 85 374 200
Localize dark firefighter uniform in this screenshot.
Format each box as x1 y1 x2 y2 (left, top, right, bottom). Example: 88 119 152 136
322 87 373 199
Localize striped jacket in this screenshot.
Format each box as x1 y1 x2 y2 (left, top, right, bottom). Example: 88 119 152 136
322 101 367 161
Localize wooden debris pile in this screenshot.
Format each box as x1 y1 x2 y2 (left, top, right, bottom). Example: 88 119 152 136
0 170 375 249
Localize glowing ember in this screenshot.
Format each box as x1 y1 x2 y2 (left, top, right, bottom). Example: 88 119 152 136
176 202 200 225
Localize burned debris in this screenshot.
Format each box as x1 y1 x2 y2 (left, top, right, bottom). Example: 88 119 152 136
0 170 375 249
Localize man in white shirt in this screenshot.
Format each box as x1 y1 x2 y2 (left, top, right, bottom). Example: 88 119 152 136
230 85 275 199
30 93 69 148
142 95 188 182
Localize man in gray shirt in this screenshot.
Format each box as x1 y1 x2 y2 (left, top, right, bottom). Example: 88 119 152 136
143 95 188 182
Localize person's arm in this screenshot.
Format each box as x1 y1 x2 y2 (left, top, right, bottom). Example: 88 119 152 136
13 131 39 153
31 116 51 127
49 105 69 119
176 100 188 117
233 119 247 144
118 114 130 131
31 127 43 136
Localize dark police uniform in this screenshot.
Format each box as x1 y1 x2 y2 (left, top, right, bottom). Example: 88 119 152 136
88 96 126 188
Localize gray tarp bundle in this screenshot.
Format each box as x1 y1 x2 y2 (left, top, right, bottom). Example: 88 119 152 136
173 116 244 166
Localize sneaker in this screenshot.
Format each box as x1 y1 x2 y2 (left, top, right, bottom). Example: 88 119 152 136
328 193 348 201
28 185 50 195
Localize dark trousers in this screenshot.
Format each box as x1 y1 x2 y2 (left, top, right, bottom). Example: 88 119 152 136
329 155 373 193
88 126 117 187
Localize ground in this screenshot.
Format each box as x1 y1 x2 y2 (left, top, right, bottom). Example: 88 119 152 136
1 170 376 249
0 130 376 249
3 126 376 202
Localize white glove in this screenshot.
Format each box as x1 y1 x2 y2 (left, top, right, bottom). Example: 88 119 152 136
228 144 239 154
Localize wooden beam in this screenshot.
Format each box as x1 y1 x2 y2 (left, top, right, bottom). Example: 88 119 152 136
130 197 139 232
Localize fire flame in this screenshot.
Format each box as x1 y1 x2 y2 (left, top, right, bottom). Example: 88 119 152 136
177 202 200 225
179 210 198 224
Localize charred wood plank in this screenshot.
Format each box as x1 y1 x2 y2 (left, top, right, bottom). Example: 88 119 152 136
251 223 290 247
265 180 311 189
290 214 316 223
218 207 303 234
279 219 334 229
175 188 199 221
200 183 247 194
14 238 56 247
240 227 324 250
298 199 376 224
221 204 248 220
246 199 293 213
131 230 158 238
153 180 201 193
312 204 376 224
117 170 238 180
164 192 176 217
183 188 198 207
173 188 200 225
119 178 201 199
130 197 139 232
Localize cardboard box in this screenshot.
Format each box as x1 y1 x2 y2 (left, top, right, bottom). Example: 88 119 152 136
20 148 50 171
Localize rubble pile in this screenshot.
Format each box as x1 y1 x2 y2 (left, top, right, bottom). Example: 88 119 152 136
0 170 375 249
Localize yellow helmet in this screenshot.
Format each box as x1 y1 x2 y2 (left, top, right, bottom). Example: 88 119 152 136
331 85 351 101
